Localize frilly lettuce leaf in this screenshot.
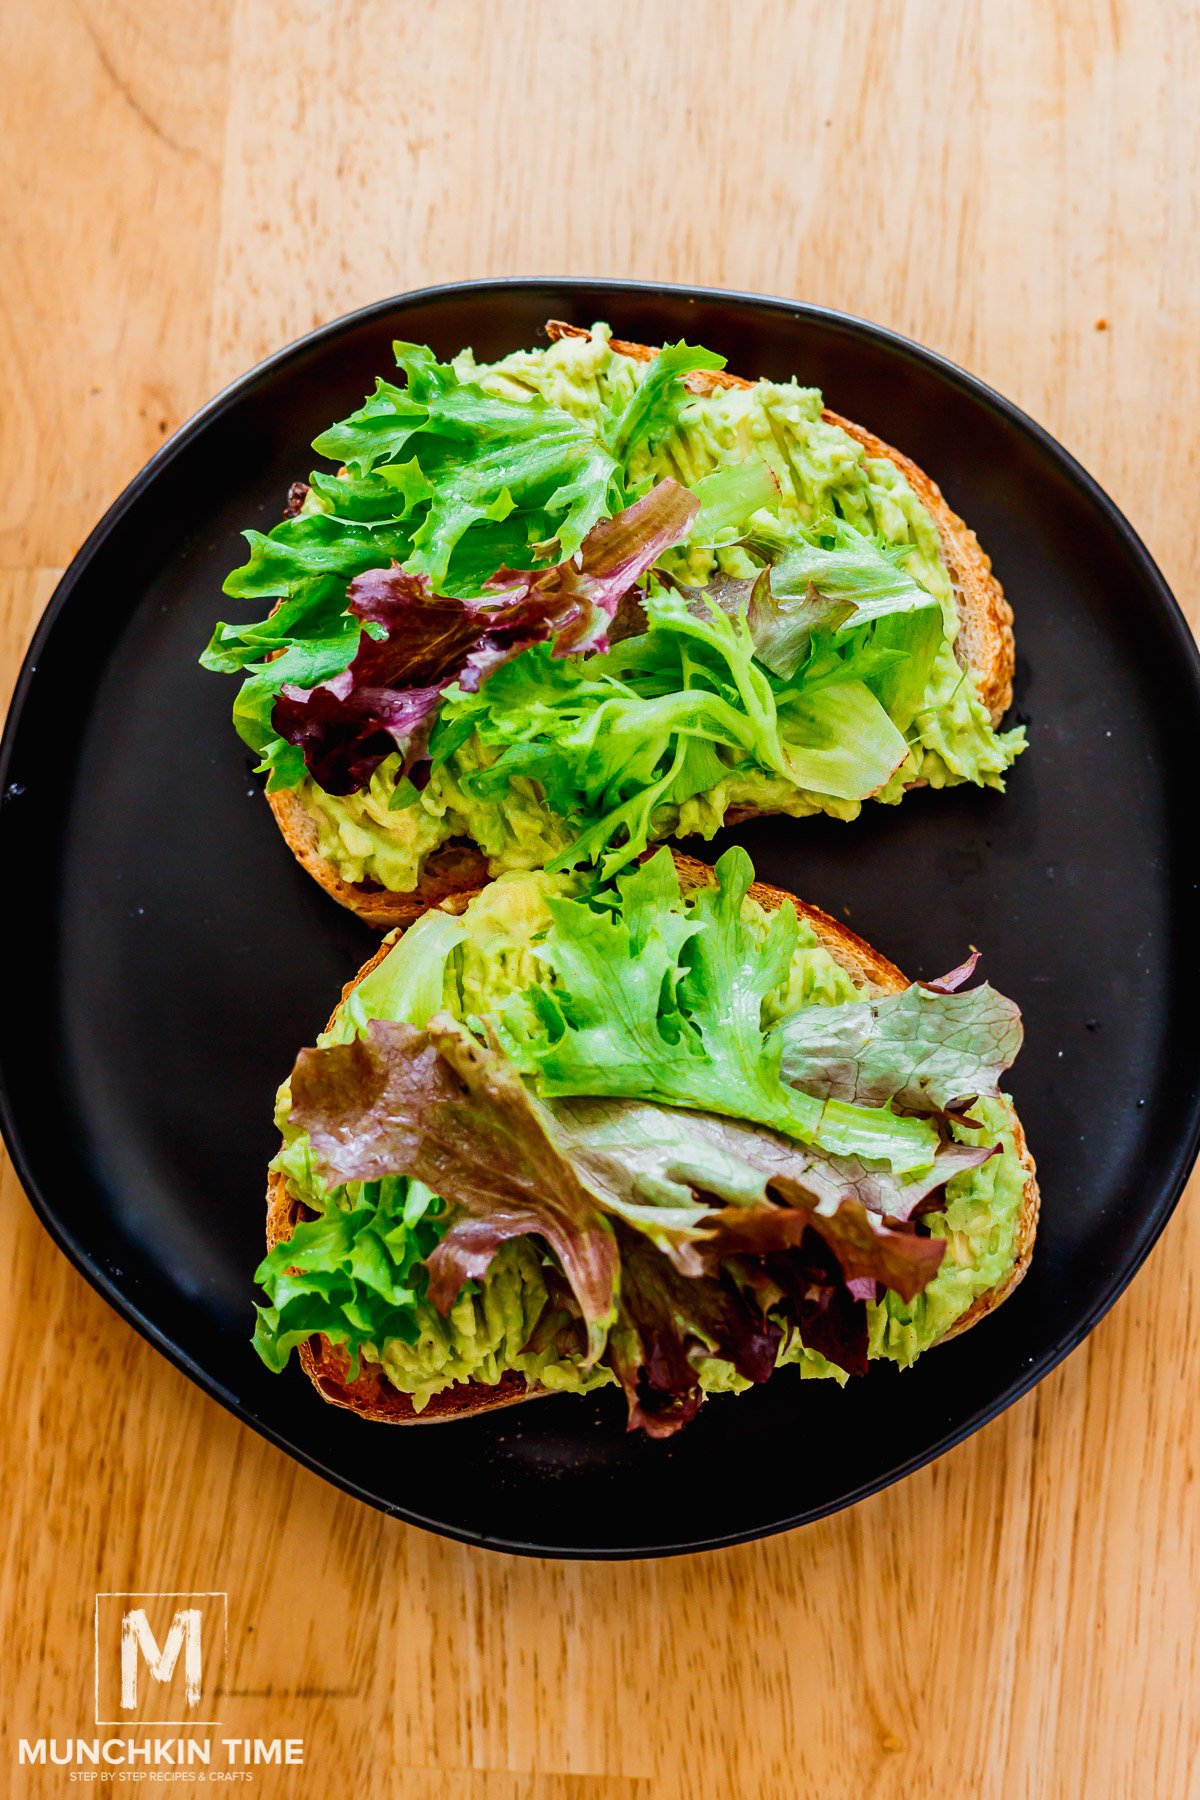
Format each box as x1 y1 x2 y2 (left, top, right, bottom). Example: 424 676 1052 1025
215 514 411 612
606 339 726 463
776 979 1024 1113
605 1226 782 1437
310 376 427 474
388 347 616 583
252 1174 444 1377
290 1015 621 1360
762 519 939 672
501 847 940 1173
775 680 909 800
339 907 468 1038
687 459 780 542
445 530 945 873
267 481 698 795
548 1095 985 1264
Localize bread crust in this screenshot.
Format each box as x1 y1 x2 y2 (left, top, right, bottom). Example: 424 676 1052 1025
269 321 1016 923
267 786 487 929
269 850 1039 1423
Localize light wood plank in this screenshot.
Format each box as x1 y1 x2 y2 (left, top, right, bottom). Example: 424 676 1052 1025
1 0 233 569
0 570 60 712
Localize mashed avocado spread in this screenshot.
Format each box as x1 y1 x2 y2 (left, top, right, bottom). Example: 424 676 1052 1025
272 326 1023 893
263 868 1026 1410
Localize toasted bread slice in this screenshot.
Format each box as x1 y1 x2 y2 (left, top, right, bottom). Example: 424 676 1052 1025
268 851 1039 1424
269 324 1016 926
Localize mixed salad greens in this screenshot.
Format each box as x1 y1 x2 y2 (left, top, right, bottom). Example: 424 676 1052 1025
256 848 1028 1436
203 326 1024 891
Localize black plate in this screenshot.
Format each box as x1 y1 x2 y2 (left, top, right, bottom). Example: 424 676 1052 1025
3 280 1199 1559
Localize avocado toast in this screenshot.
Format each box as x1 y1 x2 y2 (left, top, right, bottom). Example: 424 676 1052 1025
204 323 1025 927
257 848 1038 1435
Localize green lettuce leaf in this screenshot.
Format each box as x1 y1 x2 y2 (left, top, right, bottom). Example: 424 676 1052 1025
764 521 938 666
290 1014 621 1358
339 907 469 1039
549 1095 987 1258
204 338 730 784
310 376 427 473
252 1175 443 1376
688 459 780 541
219 513 412 606
502 847 940 1172
607 340 727 463
202 577 363 677
776 680 909 800
776 980 1024 1112
388 344 617 582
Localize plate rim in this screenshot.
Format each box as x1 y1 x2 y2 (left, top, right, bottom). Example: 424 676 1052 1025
3 275 1199 1559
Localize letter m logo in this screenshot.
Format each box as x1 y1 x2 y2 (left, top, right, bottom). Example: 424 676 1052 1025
120 1607 202 1709
95 1593 227 1725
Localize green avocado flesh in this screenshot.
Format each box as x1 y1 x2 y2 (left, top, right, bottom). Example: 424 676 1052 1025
260 868 1027 1411
282 326 1023 893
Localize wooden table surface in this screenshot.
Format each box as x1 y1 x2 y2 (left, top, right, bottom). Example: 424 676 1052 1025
4 3 1199 1795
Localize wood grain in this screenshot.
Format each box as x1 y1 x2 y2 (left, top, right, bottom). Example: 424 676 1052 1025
3 2 1199 1795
